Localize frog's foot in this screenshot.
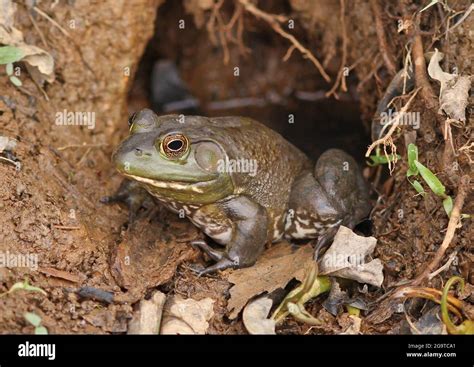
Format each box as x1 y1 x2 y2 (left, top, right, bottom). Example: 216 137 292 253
190 240 224 262
189 241 237 276
191 257 237 277
101 179 154 224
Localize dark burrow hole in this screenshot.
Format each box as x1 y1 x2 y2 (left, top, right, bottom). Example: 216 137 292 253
128 0 371 164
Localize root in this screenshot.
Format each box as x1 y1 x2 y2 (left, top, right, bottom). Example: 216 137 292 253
370 0 397 75
326 0 348 98
365 87 420 159
238 0 331 83
411 175 470 286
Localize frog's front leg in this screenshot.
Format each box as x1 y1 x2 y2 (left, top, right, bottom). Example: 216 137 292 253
101 179 155 224
190 195 268 276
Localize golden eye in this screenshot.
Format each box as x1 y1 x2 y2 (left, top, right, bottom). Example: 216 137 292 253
161 134 189 159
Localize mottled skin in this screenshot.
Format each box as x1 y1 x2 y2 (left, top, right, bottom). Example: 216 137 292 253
107 109 371 275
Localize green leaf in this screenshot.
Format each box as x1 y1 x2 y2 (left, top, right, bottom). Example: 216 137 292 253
9 280 47 296
414 160 446 197
443 196 453 217
411 179 425 195
24 312 42 327
367 153 401 166
6 62 13 75
35 326 48 335
0 46 24 64
9 75 22 86
407 143 419 177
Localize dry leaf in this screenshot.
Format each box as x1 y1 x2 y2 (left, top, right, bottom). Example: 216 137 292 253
0 136 17 152
322 278 348 315
0 0 55 83
227 242 313 319
243 296 276 335
320 226 383 287
427 49 471 122
110 216 198 302
0 0 16 28
160 296 214 335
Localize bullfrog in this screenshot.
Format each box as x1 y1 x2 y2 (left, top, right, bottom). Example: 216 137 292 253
106 109 371 275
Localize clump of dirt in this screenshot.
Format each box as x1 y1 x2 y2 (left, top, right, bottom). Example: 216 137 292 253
0 0 472 335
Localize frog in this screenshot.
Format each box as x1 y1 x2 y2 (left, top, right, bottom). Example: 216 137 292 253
106 109 371 275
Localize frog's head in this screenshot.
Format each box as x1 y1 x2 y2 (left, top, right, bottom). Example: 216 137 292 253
112 109 234 204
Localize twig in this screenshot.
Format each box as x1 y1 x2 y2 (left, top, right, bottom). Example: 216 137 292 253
403 302 421 334
356 55 383 92
77 147 92 167
207 0 230 64
53 225 81 230
411 175 470 286
33 5 96 76
428 250 458 281
33 6 71 38
224 2 250 55
238 0 331 82
27 11 49 48
57 143 108 151
370 0 397 75
0 156 17 167
411 27 438 110
326 0 348 98
447 4 474 32
283 45 296 61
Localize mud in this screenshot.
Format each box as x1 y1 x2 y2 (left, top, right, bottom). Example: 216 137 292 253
0 0 472 334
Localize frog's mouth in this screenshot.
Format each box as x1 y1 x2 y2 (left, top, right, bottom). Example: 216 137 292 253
122 172 234 205
123 173 209 193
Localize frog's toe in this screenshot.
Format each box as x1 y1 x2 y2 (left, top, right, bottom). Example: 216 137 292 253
100 193 126 204
187 263 206 276
314 226 339 260
194 257 236 276
101 179 155 224
190 240 225 262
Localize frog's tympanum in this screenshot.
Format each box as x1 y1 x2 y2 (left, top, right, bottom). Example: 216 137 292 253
109 109 371 275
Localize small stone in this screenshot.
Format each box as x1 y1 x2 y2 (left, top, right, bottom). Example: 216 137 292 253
127 291 166 334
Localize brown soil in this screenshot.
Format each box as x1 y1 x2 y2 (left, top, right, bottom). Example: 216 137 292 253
0 0 472 334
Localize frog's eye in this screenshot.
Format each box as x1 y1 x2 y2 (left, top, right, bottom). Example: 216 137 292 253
160 133 189 159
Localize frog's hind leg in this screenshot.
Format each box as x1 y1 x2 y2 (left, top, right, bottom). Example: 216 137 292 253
314 149 371 228
313 149 371 255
